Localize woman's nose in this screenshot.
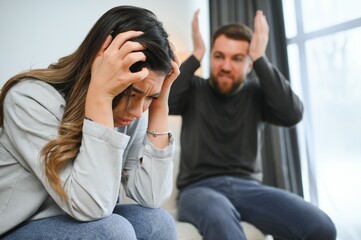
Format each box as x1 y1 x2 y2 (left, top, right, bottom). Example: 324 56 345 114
130 102 143 119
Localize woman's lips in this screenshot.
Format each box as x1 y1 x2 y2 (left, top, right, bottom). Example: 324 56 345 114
114 117 134 126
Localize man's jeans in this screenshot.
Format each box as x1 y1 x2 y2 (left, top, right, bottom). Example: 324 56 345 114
178 176 336 240
3 204 177 240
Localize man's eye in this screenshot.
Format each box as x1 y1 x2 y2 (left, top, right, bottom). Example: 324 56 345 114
234 57 244 62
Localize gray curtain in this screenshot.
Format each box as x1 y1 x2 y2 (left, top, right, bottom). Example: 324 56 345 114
209 0 303 196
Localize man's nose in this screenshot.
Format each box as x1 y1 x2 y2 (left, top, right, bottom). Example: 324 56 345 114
221 59 232 71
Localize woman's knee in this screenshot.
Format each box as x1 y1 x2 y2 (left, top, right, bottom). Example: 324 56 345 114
87 214 137 240
143 208 177 240
3 214 137 240
113 204 176 240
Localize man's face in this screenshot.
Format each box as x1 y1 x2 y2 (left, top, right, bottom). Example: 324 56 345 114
210 35 252 95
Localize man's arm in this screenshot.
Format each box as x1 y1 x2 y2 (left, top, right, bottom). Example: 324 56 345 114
250 11 303 126
255 57 303 126
168 55 200 115
168 10 205 115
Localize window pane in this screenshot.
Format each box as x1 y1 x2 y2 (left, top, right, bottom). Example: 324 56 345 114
306 27 361 238
287 45 302 100
302 0 361 32
287 44 313 202
282 0 297 38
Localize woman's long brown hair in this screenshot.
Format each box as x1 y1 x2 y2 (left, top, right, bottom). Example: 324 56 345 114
0 6 174 199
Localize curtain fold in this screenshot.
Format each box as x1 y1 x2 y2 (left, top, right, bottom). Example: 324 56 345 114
209 0 303 196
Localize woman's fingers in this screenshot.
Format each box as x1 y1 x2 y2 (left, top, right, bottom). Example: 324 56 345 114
118 41 146 64
163 43 180 87
128 67 149 83
106 30 143 52
170 60 180 80
105 32 147 80
149 59 179 111
169 42 181 67
163 59 180 90
97 35 113 56
117 41 145 59
90 32 150 98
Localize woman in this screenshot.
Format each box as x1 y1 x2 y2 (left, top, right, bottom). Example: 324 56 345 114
0 5 179 239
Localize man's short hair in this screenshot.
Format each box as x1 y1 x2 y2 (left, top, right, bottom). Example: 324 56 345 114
211 23 253 48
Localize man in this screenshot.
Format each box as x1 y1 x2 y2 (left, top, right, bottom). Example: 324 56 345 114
168 10 336 240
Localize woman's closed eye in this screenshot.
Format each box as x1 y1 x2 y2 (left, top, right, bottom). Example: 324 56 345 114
131 94 158 101
147 95 158 100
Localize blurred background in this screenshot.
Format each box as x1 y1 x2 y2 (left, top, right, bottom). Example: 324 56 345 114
1 1 360 239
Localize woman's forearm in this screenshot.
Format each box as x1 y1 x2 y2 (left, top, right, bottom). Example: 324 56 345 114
147 105 170 149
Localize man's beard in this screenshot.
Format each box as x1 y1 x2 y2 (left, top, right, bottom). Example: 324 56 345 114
210 73 244 95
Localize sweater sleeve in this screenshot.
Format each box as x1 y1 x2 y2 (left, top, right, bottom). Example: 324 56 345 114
169 54 201 115
121 115 175 208
254 56 304 126
3 80 130 221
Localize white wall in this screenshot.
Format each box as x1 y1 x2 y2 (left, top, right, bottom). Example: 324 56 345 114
0 0 210 86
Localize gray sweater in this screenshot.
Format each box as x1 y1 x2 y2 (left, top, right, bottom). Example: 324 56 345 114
0 80 174 235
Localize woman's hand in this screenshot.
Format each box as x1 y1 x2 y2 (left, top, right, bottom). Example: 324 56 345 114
149 46 181 112
86 31 148 128
90 31 149 101
147 46 180 148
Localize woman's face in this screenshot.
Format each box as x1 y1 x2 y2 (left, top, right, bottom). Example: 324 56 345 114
112 70 165 127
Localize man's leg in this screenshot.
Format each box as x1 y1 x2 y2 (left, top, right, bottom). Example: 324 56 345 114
3 214 137 240
178 177 247 240
113 204 177 240
229 177 337 240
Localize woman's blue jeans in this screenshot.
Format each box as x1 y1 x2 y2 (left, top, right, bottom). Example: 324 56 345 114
178 176 336 240
3 204 177 240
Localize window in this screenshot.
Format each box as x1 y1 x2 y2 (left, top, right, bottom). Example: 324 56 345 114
283 0 361 239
